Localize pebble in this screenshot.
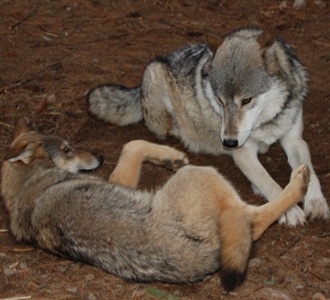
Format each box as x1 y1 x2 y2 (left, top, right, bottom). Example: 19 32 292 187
87 293 97 300
67 287 78 293
249 257 263 268
4 268 16 276
85 273 95 281
293 0 306 8
312 293 326 300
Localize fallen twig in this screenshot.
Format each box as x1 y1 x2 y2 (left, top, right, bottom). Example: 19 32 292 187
0 62 61 94
9 1 39 30
0 297 31 300
308 269 328 282
0 122 14 129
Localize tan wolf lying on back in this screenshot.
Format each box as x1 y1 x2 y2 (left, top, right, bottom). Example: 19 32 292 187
1 119 310 291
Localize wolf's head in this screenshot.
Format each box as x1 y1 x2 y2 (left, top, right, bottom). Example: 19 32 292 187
4 118 103 173
209 28 298 149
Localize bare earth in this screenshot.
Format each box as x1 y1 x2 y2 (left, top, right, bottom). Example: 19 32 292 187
0 1 329 299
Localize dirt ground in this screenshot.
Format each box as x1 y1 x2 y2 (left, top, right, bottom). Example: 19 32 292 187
0 0 329 299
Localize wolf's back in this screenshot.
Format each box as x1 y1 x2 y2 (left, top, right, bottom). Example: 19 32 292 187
88 84 142 126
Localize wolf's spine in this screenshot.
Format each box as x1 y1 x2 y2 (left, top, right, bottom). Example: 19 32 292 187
88 84 142 126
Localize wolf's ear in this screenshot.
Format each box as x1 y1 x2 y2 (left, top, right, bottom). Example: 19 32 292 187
5 140 42 164
205 30 223 55
257 30 276 50
257 30 279 74
13 118 33 140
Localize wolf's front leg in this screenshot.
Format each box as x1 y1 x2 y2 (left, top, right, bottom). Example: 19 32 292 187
280 111 329 220
109 140 188 189
232 140 306 226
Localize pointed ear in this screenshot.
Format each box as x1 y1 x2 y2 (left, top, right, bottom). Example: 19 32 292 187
257 30 276 50
205 30 223 55
13 118 33 140
5 140 42 164
257 30 279 74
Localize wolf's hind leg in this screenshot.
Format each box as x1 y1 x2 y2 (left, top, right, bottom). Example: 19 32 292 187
109 140 188 189
233 142 306 226
250 164 310 240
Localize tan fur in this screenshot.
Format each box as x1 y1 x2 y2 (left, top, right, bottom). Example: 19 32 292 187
1 119 310 292
109 140 188 189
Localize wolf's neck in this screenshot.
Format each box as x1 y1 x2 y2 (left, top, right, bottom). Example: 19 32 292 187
1 160 62 213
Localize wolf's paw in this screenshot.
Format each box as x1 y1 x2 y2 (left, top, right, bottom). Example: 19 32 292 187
160 148 189 170
303 172 329 220
290 164 310 191
144 143 189 170
278 205 307 226
124 140 189 170
304 196 330 221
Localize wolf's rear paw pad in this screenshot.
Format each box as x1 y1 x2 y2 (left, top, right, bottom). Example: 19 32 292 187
162 156 189 170
278 205 307 226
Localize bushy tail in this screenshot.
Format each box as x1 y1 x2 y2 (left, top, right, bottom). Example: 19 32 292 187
88 84 143 126
218 207 252 291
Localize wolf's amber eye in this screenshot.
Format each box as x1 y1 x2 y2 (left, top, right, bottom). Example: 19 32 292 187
242 98 252 106
63 146 70 153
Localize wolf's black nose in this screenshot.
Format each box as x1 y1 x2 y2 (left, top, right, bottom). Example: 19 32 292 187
223 139 238 148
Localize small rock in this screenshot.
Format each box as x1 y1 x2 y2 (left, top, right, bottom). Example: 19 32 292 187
279 1 287 9
85 273 95 281
317 257 330 267
131 286 145 298
47 94 56 103
293 0 306 8
20 262 28 269
87 293 97 300
313 0 326 8
67 287 77 293
4 268 16 276
283 274 295 283
249 258 263 268
295 283 305 290
312 293 326 300
254 287 292 300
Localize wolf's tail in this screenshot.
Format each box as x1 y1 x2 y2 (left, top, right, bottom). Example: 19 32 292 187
218 207 252 291
88 84 143 126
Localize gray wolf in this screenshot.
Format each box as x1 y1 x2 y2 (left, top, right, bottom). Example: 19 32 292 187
1 119 310 291
88 28 329 226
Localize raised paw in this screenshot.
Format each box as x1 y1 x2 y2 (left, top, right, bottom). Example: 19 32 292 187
162 156 189 170
290 164 310 191
145 144 189 170
278 204 307 226
157 147 189 170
